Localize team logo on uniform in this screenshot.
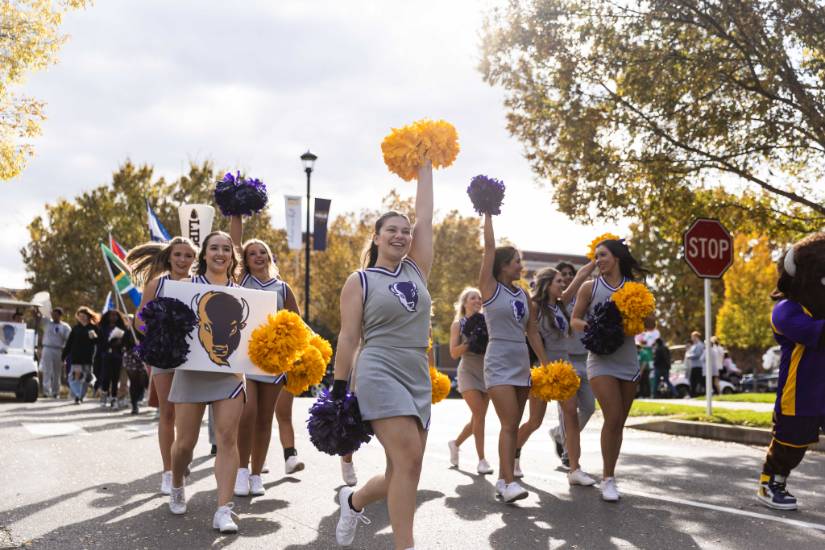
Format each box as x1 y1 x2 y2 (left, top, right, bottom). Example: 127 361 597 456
512 300 526 322
389 281 418 312
191 291 249 367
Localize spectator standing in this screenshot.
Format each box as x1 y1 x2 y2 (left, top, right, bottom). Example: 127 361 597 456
686 331 705 397
62 307 99 404
98 310 127 407
709 336 724 395
39 308 71 398
652 338 675 398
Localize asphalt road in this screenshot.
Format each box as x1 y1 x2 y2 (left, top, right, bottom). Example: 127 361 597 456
1 396 823 549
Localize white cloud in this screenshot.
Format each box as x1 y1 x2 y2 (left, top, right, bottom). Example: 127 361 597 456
0 0 625 289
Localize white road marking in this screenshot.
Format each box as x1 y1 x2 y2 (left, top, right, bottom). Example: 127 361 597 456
23 423 88 437
124 424 156 437
428 452 825 533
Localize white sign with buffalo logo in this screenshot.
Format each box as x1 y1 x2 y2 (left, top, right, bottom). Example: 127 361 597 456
162 280 277 374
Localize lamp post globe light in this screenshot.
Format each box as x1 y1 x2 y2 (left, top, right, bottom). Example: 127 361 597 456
300 150 317 322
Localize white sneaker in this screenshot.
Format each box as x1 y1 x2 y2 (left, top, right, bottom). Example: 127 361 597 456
448 440 459 467
212 502 239 534
168 486 186 515
336 486 371 546
495 479 506 499
568 469 597 486
477 459 494 475
234 468 250 497
285 455 305 475
502 481 529 503
261 463 270 474
341 458 357 487
249 474 265 496
161 471 172 495
513 458 524 479
601 477 620 502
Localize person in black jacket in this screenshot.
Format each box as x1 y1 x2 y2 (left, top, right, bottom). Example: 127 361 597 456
653 338 675 398
62 306 99 404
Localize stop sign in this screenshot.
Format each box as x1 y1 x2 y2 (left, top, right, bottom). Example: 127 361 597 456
683 218 733 279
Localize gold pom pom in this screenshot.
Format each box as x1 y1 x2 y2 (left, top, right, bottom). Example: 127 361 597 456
430 366 451 404
612 282 655 335
284 345 327 396
587 232 621 259
381 119 459 181
248 310 310 375
309 333 333 365
530 360 581 402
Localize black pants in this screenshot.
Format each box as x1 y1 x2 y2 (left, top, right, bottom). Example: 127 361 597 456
104 355 123 398
689 367 704 396
126 368 147 406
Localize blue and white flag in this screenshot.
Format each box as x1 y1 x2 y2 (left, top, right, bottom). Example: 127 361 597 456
102 292 115 314
146 199 171 242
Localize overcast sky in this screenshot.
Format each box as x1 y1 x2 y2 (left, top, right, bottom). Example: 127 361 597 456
1 0 624 288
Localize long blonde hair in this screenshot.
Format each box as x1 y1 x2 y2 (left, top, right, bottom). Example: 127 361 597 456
241 239 280 280
454 287 482 322
125 237 198 287
531 267 569 335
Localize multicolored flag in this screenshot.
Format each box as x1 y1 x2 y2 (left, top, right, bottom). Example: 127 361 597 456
146 199 171 243
108 233 128 260
100 243 142 308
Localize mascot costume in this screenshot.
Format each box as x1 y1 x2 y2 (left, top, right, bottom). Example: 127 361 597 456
757 232 825 510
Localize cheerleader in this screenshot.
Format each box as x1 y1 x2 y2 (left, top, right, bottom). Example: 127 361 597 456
447 287 493 475
571 239 649 502
229 217 304 498
479 213 548 503
549 262 597 469
514 264 595 484
333 161 433 549
128 237 198 495
166 231 245 533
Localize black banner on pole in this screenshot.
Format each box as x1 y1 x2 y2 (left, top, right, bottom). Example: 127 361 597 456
313 198 331 251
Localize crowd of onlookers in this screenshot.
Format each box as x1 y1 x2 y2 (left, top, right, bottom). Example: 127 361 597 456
38 306 148 413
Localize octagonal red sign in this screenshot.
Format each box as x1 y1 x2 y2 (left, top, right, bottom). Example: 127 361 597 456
683 218 733 279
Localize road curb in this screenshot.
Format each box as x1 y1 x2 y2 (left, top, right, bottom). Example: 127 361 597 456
628 419 825 452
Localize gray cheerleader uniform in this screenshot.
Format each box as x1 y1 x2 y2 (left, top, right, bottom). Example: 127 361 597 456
168 275 246 404
456 317 486 394
353 258 432 430
241 273 290 384
586 276 641 382
538 304 571 363
483 283 530 388
566 300 588 373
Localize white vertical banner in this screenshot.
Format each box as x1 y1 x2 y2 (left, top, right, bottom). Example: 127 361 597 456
178 204 215 248
285 195 303 250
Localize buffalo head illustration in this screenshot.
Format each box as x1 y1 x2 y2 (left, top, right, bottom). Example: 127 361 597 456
511 300 526 323
389 281 418 312
191 291 249 367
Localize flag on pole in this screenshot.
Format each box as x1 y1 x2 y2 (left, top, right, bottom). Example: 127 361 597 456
100 243 142 308
146 199 171 242
108 232 128 260
102 292 115 313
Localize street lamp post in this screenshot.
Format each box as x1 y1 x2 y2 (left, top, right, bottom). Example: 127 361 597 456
300 150 317 323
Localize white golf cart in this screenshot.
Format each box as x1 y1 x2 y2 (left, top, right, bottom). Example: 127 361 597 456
0 299 41 402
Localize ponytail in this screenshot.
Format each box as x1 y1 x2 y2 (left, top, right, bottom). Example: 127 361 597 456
361 210 410 269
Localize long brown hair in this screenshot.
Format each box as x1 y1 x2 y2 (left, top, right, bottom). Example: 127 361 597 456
493 246 519 280
197 231 240 281
126 237 197 287
361 211 411 268
531 267 569 336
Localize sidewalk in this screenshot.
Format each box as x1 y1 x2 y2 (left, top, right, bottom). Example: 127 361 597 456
636 397 775 413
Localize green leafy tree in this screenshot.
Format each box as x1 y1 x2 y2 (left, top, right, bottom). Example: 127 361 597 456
2 0 89 179
716 234 777 350
481 0 825 225
20 160 281 314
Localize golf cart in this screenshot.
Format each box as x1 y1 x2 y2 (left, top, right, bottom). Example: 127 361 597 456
0 298 41 402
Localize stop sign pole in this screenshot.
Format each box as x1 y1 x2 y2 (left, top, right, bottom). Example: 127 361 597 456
683 218 733 415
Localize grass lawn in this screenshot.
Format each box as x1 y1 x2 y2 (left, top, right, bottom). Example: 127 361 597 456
629 401 772 428
690 393 775 404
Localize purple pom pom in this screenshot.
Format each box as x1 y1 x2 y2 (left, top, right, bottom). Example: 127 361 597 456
135 297 197 369
467 175 505 216
461 312 489 355
214 171 269 216
307 390 373 456
581 301 625 355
